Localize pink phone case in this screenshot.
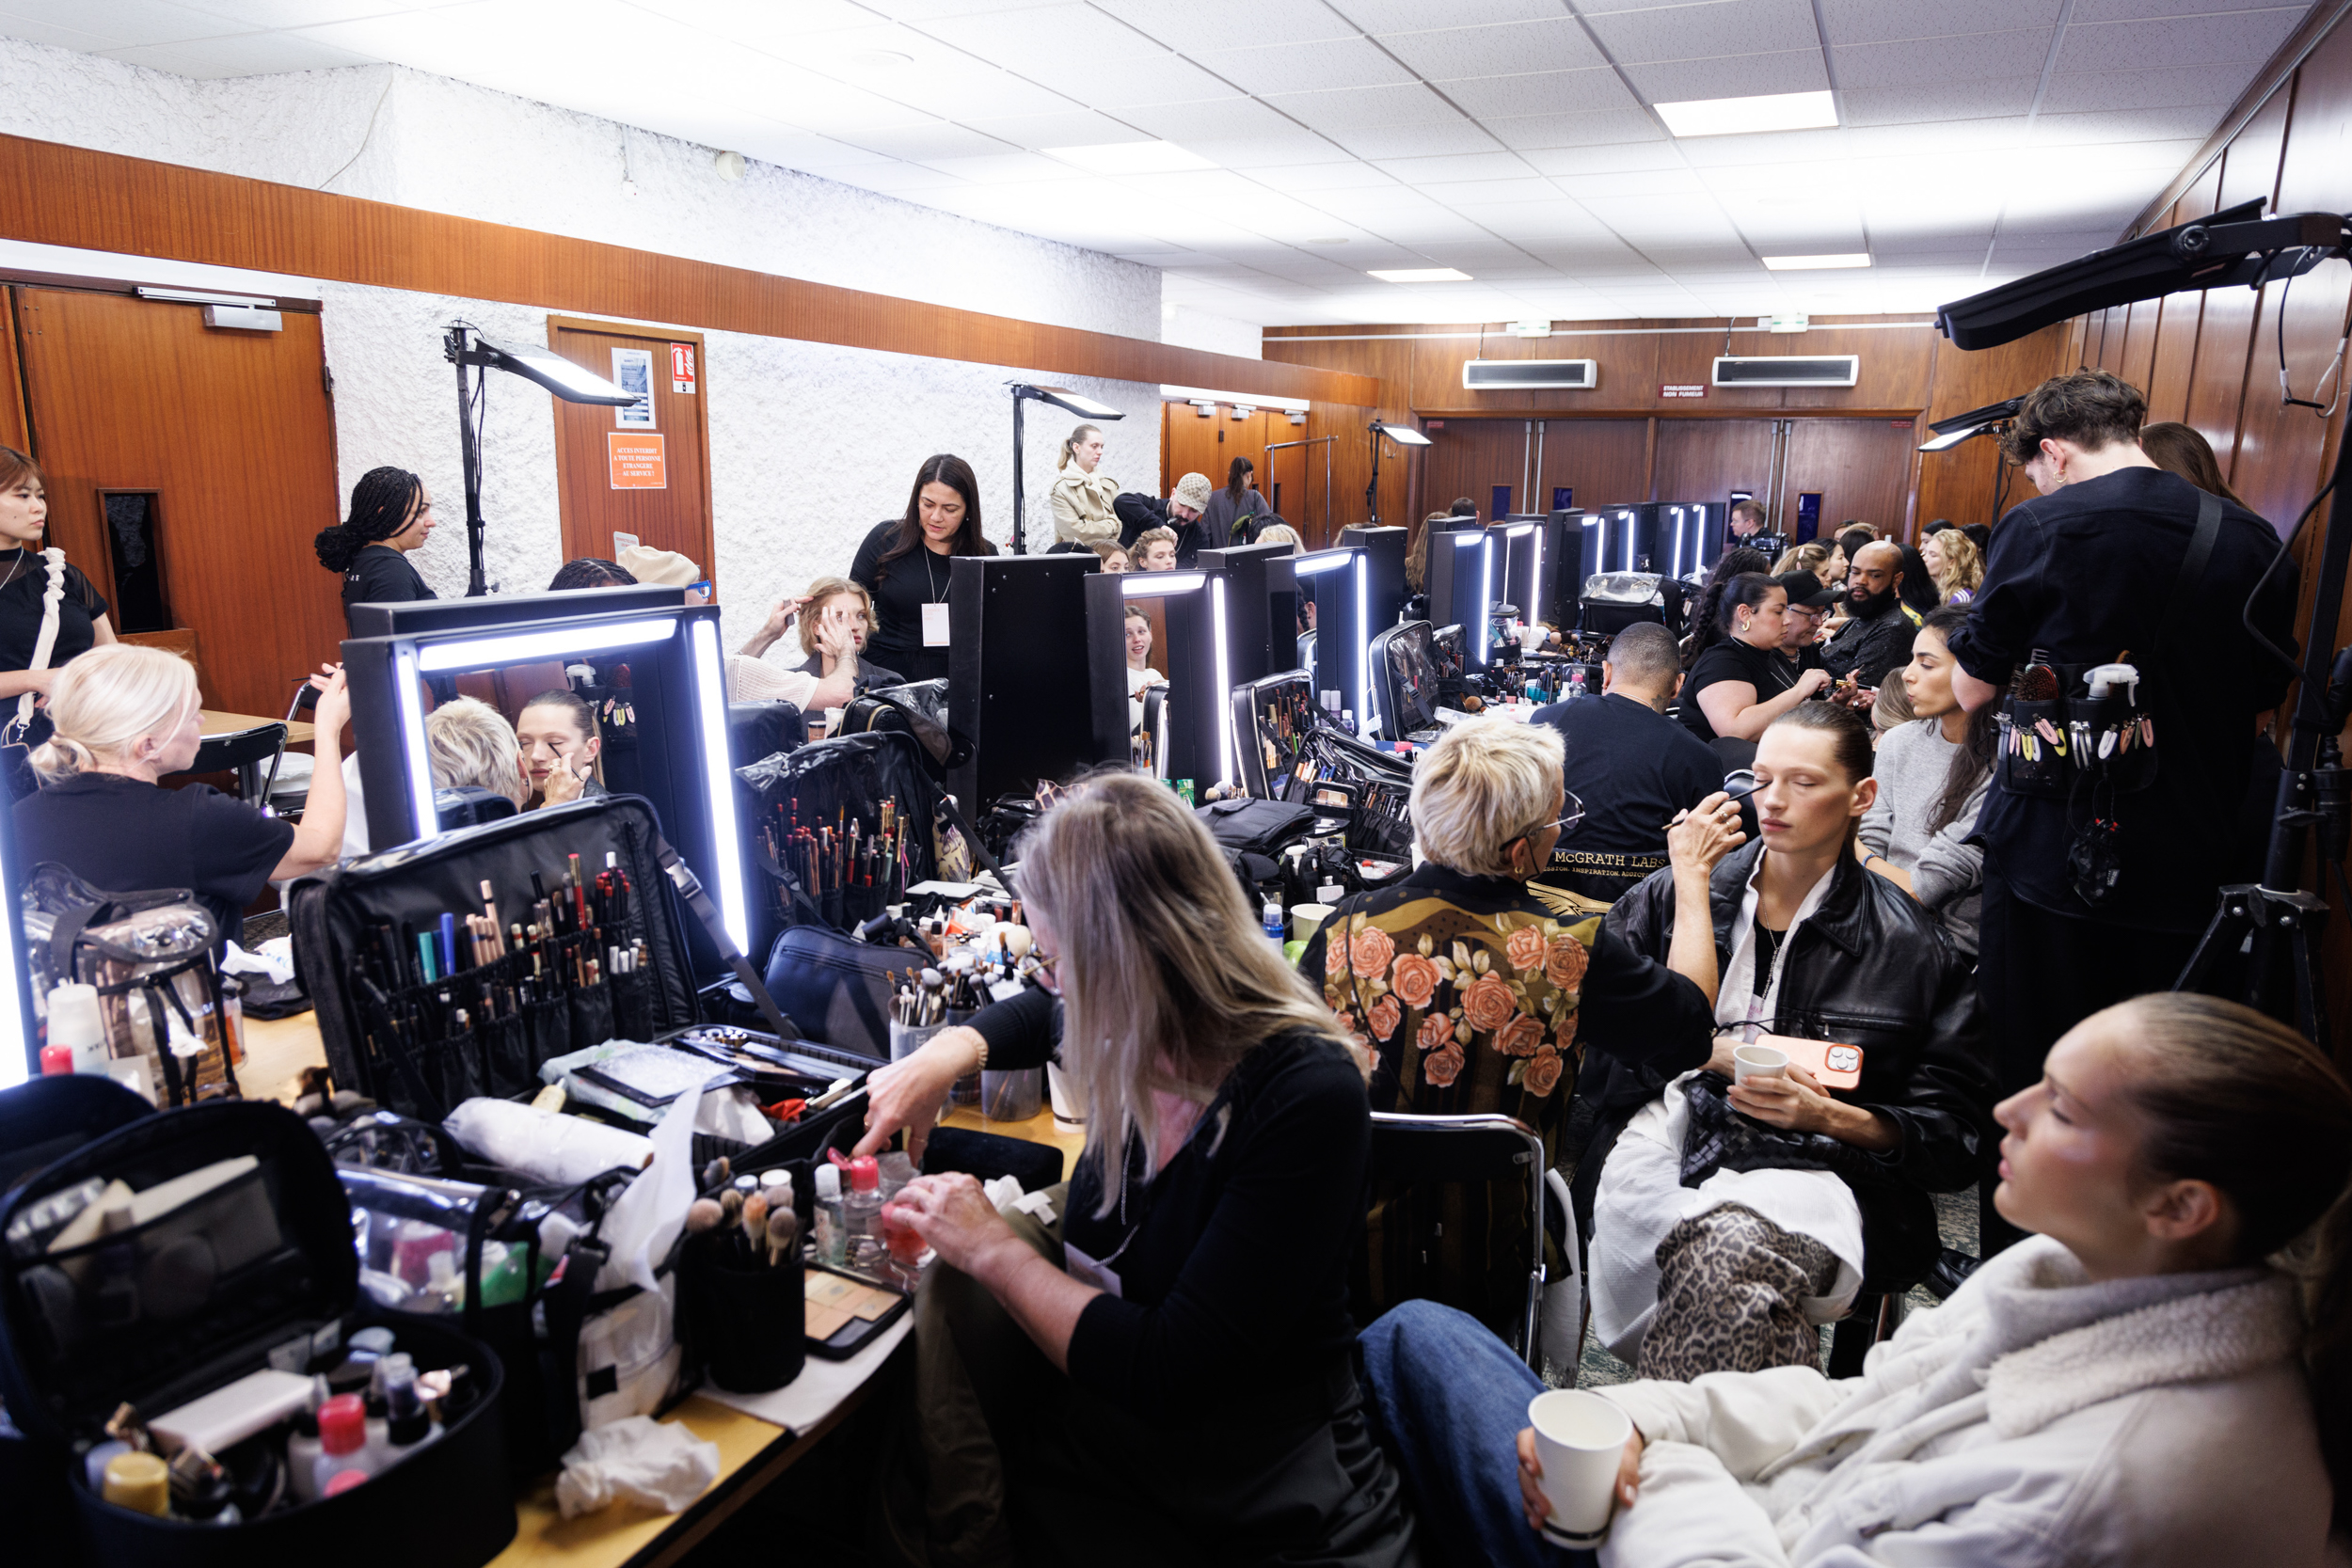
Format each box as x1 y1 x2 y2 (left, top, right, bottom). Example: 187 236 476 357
1769 1035 1864 1090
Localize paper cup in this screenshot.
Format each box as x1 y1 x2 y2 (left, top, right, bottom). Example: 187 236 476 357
1289 902 1335 942
1528 1388 1631 1548
1733 1042 1788 1084
1046 1062 1084 1130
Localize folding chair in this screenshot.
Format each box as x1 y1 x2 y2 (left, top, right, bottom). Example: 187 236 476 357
1365 1111 1580 1370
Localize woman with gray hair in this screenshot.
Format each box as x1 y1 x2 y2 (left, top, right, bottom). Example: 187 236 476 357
854 773 1421 1564
1295 717 1736 1338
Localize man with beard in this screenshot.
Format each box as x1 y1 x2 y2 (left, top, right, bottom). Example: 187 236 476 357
1820 540 1920 692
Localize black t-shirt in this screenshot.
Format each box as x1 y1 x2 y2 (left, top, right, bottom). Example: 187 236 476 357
342 545 434 633
1679 637 1793 743
1945 467 2297 930
1533 691 1724 905
848 521 969 686
14 772 295 947
0 548 109 674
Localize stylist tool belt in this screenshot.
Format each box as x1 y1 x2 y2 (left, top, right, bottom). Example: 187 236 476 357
1994 490 2219 909
0 1100 516 1567
289 796 706 1122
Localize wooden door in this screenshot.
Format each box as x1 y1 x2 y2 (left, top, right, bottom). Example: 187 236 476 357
547 316 714 584
0 292 26 453
1162 399 1223 497
14 285 343 716
1649 420 1779 511
1532 418 1652 513
1779 419 1919 542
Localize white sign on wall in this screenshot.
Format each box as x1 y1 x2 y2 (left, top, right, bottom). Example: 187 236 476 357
611 346 655 429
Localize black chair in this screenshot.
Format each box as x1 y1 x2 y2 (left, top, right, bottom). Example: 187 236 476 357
183 721 286 801
1361 1111 1576 1370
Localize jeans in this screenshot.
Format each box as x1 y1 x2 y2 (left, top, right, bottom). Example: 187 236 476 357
1359 1299 1594 1568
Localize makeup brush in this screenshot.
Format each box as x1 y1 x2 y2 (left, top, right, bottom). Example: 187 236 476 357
765 1204 798 1269
719 1188 743 1228
685 1198 723 1235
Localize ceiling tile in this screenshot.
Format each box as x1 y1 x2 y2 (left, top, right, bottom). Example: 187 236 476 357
1832 29 2051 87
1620 49 1831 103
1244 160 1399 192
2054 8 2306 71
1179 129 1358 167
101 29 377 73
919 150 1084 182
1190 35 1415 95
1438 67 1640 119
832 160 976 193
1367 150 1533 183
1327 0 1567 24
1486 109 1665 150
1839 78 2040 125
1517 140 1690 176
2037 61 2257 113
2068 0 2307 18
1672 125 1846 166
840 119 1022 160
1261 81 1462 132
1090 0 1359 54
1326 119 1509 159
1816 0 2063 46
1582 0 1822 63
1 0 244 46
1377 19 1609 79
619 0 878 40
916 3 1168 66
959 108 1143 148
2028 107 2221 145
1115 92 1294 140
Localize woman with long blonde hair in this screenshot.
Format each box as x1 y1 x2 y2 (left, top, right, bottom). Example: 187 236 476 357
1921 526 1984 604
857 773 1419 1564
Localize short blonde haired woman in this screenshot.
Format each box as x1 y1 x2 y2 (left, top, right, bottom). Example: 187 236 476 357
343 694 527 858
1920 527 1984 604
1254 522 1304 556
15 643 349 946
1301 717 1732 1335
1048 421 1120 546
854 774 1422 1561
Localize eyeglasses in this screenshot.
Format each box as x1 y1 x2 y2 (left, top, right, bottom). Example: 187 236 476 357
1508 790 1584 845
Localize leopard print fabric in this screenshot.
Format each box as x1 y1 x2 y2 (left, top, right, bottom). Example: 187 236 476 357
1637 1203 1840 1381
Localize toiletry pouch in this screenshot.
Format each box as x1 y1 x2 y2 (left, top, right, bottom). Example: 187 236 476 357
0 1099 514 1568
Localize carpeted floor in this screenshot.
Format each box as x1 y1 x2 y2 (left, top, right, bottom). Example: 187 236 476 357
1564 1188 1979 1388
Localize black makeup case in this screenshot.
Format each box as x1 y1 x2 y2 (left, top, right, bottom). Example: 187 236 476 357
287 796 707 1122
0 1100 515 1567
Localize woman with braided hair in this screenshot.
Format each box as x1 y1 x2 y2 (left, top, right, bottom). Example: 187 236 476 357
317 466 437 633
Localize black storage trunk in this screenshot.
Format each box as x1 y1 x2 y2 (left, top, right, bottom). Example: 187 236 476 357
288 797 699 1122
0 1101 515 1567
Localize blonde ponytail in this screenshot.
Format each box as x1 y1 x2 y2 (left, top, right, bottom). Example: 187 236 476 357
1058 423 1102 469
28 644 200 784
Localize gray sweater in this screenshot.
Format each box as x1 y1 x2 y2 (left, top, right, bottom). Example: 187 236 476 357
1860 718 1986 957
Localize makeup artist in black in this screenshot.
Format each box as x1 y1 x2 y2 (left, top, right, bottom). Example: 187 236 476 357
0 445 115 751
1945 369 2296 1248
857 774 1420 1568
849 453 996 687
315 466 437 634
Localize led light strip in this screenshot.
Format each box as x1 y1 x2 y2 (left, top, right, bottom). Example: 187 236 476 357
1212 575 1235 785
416 617 676 672
690 618 751 953
396 645 437 844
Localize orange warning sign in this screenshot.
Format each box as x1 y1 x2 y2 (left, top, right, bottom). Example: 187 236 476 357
608 432 666 489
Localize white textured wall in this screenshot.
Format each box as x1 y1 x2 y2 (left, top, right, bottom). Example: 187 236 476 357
1163 305 1263 361
0 37 1168 647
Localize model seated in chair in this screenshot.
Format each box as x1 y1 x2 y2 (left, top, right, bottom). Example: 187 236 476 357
1358 992 2345 1568
1296 718 1729 1338
1578 702 1993 1380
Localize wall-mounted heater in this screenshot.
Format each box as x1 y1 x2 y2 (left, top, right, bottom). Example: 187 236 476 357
1462 358 1598 390
1711 356 1858 387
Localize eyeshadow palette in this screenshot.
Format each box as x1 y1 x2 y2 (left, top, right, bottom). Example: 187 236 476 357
803 1264 912 1358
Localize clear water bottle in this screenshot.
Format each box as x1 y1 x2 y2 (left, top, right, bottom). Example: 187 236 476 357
1263 896 1285 942
1567 667 1587 701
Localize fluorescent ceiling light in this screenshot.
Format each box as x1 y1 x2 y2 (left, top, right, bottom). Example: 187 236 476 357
1654 90 1836 139
1762 253 1872 270
1369 267 1473 283
1043 140 1215 174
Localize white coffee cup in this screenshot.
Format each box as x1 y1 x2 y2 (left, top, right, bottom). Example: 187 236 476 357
1289 902 1335 942
1528 1388 1632 1548
1733 1041 1788 1084
824 706 846 735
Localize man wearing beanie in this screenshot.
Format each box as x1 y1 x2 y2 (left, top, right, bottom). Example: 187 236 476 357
1113 470 1216 566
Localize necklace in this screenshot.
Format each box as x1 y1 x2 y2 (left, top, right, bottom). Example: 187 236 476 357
1754 919 1787 997
0 546 28 593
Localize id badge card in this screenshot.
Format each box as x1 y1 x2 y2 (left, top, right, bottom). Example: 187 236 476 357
922 601 951 647
1063 1241 1123 1299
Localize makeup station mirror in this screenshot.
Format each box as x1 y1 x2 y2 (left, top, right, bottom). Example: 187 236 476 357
948 554 1114 813
1338 524 1406 629
1291 546 1371 736
1086 568 1234 791
1423 528 1494 672
342 604 751 965
1199 540 1297 689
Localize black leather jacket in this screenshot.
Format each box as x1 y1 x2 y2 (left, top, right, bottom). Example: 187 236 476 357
1570 841 1994 1291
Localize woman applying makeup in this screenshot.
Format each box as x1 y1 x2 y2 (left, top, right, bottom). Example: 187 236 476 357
1680 574 1833 745
855 776 1421 1567
515 689 604 809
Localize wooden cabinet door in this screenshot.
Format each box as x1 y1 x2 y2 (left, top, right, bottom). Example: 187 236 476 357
547 316 715 586
15 286 342 716
1780 419 1919 541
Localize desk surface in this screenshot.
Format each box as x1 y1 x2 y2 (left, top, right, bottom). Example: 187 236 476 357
200 707 315 746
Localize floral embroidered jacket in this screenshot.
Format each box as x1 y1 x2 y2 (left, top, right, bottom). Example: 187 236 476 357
1296 863 1714 1337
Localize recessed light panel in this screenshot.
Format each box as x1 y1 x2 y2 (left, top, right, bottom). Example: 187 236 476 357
1654 90 1837 138
1762 253 1872 270
1369 267 1473 282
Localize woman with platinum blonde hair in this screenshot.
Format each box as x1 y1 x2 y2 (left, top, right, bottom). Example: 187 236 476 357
15 641 349 947
342 694 529 858
1297 717 1734 1341
855 772 1421 1565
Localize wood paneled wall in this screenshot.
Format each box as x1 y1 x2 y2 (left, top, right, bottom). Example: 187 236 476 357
0 133 1381 410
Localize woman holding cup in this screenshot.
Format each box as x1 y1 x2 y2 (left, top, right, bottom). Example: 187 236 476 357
1575 702 1992 1381
1359 991 2344 1566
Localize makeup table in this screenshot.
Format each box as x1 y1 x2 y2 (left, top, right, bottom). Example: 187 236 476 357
246 1009 1079 1568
